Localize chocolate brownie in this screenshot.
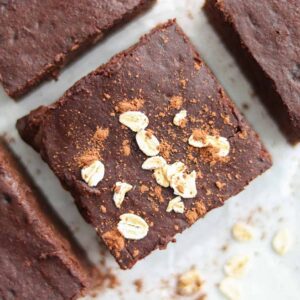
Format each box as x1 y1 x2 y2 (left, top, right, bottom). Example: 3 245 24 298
0 140 97 299
17 20 272 269
205 0 300 144
0 0 155 99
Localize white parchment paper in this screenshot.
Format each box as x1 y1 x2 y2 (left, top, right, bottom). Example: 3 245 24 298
0 0 299 299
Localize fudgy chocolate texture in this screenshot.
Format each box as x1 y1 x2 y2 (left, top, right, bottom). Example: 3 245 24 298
17 20 272 269
205 0 300 144
0 140 96 299
0 0 155 99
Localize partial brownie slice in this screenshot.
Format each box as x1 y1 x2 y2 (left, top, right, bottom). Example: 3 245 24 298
17 20 272 269
0 0 155 99
205 0 300 144
0 140 97 299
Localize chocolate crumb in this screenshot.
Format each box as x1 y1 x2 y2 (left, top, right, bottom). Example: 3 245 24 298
133 279 143 293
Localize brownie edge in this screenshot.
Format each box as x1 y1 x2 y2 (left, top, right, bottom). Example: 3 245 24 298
0 140 99 299
204 0 300 144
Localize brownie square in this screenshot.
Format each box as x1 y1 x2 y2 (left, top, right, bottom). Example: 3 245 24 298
0 0 155 98
205 0 300 144
17 20 271 269
0 140 97 299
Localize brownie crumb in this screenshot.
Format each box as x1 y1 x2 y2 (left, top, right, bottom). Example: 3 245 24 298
185 210 198 224
103 269 120 289
133 279 143 293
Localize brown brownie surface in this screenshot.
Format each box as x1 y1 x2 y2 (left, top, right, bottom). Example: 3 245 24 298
0 0 155 98
17 20 271 269
205 0 300 143
0 140 96 299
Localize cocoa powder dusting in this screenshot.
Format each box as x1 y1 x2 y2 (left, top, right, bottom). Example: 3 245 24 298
159 140 173 160
76 127 109 167
115 98 144 113
122 139 131 156
154 186 164 203
77 148 101 167
140 184 149 193
93 127 109 142
169 96 183 109
192 129 207 142
102 230 125 255
185 210 198 224
195 201 207 216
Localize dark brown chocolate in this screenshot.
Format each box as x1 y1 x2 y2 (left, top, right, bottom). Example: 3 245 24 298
17 20 272 269
0 0 155 99
0 140 97 299
205 0 300 144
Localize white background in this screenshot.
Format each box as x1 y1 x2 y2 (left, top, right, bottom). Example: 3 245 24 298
0 0 299 299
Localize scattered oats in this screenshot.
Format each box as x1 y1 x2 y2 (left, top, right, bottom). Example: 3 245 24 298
119 111 149 132
142 156 167 170
117 213 149 240
165 162 186 181
81 160 105 187
224 254 251 278
272 228 292 256
177 267 203 296
232 222 254 242
154 167 169 188
173 109 187 127
153 162 187 189
166 196 185 213
113 182 133 208
136 129 160 156
170 170 197 199
189 133 230 157
219 277 241 300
